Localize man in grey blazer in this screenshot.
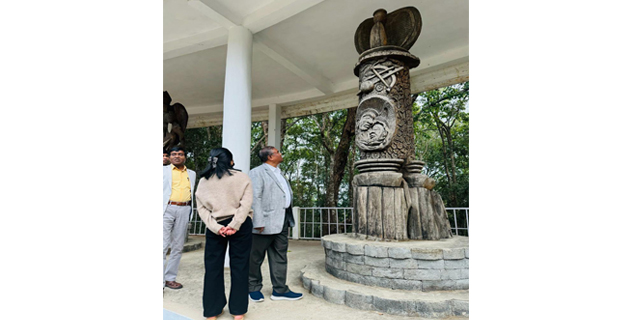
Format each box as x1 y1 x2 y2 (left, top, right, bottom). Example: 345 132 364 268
248 146 303 302
163 146 196 290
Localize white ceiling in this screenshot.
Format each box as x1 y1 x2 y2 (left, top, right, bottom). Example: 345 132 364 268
163 0 469 127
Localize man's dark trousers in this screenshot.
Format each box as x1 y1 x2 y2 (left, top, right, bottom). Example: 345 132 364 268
248 212 291 293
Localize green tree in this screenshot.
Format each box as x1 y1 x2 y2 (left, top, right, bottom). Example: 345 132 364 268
413 82 469 207
184 126 222 174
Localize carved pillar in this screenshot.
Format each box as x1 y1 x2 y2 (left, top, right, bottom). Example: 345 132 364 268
351 7 452 241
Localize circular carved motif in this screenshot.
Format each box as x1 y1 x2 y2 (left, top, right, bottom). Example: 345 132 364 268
355 95 396 151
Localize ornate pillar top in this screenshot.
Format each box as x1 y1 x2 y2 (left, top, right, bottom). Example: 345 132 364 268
354 7 422 54
353 7 422 77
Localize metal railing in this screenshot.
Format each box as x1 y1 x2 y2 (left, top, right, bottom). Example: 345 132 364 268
189 206 469 238
447 207 469 236
188 208 206 236
296 207 354 240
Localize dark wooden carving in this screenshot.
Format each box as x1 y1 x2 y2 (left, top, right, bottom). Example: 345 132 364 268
354 7 422 54
163 91 189 152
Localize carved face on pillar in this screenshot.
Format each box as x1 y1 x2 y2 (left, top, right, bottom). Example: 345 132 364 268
355 95 396 151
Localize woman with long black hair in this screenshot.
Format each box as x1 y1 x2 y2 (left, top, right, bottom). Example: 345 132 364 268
195 148 253 320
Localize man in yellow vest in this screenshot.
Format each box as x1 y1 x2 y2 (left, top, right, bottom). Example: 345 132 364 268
163 146 196 289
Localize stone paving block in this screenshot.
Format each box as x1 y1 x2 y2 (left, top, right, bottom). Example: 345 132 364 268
301 273 311 290
456 279 469 290
344 253 365 265
372 267 403 279
443 248 466 260
346 262 373 276
327 250 345 261
365 244 389 258
388 247 411 259
411 248 443 260
414 300 451 318
404 269 441 281
326 264 347 280
460 268 469 279
389 279 422 291
323 286 346 305
415 259 444 269
331 241 346 252
389 258 418 269
362 275 391 288
351 274 395 289
322 239 332 249
326 257 345 270
310 280 323 298
450 299 469 316
372 297 416 317
440 269 463 280
422 279 469 291
364 256 390 267
357 275 374 287
345 243 365 255
444 259 469 269
345 290 373 310
344 271 361 283
325 261 336 275
465 248 469 259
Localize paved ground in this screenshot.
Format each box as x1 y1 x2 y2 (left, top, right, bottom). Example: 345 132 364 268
164 236 466 320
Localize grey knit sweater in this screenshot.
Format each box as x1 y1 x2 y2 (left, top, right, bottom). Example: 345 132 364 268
195 170 254 235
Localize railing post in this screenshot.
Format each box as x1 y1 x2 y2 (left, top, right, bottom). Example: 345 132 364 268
292 206 300 240
466 209 469 236
453 209 459 236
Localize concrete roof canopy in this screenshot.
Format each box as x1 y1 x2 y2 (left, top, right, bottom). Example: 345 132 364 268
163 0 468 128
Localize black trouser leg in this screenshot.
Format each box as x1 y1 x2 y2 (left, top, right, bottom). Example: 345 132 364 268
202 226 228 318
267 219 290 293
248 233 271 292
227 217 253 315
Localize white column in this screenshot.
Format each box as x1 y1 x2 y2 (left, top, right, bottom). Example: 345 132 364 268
222 26 253 173
267 103 282 151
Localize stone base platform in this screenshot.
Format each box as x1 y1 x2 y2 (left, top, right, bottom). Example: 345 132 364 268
321 234 469 291
301 259 468 318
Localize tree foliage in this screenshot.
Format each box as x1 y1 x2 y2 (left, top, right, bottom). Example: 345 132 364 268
183 126 222 174
279 108 357 208
413 82 469 207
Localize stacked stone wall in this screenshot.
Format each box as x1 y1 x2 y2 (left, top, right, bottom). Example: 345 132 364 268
321 234 468 291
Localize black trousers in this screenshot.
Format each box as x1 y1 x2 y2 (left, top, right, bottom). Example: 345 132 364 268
203 217 252 317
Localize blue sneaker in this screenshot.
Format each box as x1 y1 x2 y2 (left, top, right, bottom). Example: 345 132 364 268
249 291 264 302
270 290 303 301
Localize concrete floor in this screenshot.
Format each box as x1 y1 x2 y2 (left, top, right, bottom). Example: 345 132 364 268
164 237 466 320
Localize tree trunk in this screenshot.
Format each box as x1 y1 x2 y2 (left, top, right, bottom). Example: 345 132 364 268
324 107 357 234
261 121 269 146
326 107 357 207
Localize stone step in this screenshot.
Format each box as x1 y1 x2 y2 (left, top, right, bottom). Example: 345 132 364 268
183 235 203 253
301 259 468 318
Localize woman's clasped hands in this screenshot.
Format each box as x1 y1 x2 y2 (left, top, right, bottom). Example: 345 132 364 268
218 226 237 237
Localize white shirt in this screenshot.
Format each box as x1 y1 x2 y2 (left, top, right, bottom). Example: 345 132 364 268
264 163 291 208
